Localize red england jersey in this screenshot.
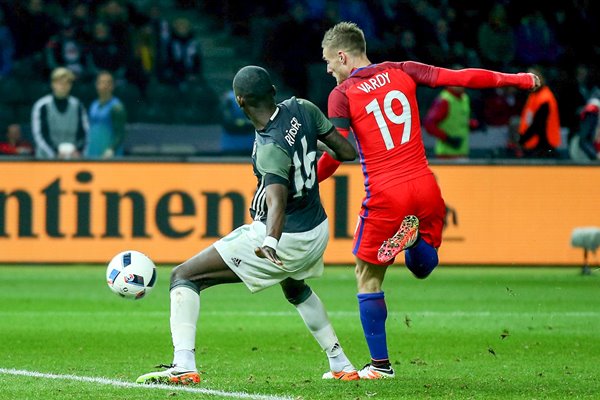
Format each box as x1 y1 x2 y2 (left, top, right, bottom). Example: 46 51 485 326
318 61 534 194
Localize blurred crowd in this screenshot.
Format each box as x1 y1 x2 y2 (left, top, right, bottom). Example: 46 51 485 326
0 0 216 134
210 0 600 159
0 0 599 159
0 0 204 93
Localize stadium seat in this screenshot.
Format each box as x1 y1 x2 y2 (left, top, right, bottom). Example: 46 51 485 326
16 105 32 124
307 62 333 110
123 123 223 156
114 82 143 108
0 107 16 128
146 82 182 104
571 227 600 275
71 81 96 108
186 84 219 123
135 101 174 123
23 79 50 105
114 83 143 122
0 78 27 105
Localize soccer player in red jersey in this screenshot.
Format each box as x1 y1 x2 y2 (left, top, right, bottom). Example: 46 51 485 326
318 22 541 379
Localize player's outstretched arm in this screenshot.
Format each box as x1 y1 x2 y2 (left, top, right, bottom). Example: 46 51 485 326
254 181 286 266
316 151 341 183
317 125 354 183
400 61 538 91
435 66 537 90
320 128 357 161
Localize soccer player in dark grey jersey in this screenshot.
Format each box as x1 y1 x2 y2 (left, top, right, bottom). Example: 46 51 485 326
250 86 344 234
137 66 359 384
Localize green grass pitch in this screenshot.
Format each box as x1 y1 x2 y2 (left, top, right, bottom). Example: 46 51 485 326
0 265 599 399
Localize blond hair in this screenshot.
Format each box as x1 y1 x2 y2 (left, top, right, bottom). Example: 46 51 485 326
51 67 75 82
321 21 366 56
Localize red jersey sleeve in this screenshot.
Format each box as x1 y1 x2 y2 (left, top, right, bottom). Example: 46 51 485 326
394 61 535 90
317 88 352 182
317 131 347 182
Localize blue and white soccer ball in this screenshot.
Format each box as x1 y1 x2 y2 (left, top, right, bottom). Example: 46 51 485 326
106 250 157 300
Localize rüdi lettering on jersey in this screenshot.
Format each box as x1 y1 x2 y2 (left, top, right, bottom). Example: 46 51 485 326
356 72 391 93
284 117 302 146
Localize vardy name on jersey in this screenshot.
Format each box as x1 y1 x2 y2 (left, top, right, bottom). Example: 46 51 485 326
356 72 391 94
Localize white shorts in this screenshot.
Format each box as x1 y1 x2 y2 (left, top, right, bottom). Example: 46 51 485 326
213 219 329 293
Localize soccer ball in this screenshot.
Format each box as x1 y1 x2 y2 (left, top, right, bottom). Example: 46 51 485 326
106 250 157 299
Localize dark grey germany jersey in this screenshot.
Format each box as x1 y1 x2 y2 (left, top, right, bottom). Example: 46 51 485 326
250 97 335 233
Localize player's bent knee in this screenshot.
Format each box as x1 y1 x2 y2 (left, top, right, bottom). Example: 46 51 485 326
170 265 190 284
413 269 434 279
409 259 438 279
282 280 313 305
405 244 439 279
170 278 200 293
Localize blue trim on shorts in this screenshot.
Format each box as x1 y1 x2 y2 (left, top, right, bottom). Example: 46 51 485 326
352 135 371 256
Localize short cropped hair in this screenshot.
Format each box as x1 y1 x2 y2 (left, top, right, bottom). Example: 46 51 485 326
96 70 114 81
51 67 75 82
321 21 366 56
232 65 274 106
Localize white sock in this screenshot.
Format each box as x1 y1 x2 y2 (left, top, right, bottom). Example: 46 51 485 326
295 292 354 372
173 349 196 371
170 286 199 371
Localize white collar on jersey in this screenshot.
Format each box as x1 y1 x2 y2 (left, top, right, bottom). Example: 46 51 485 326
269 106 280 121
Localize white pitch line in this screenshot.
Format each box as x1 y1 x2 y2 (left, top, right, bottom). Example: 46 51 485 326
203 310 600 318
0 310 598 318
0 368 293 400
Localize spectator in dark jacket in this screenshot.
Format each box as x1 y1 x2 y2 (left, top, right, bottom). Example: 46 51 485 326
31 67 89 159
161 16 203 88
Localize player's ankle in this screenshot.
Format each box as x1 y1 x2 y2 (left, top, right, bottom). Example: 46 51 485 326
173 349 196 371
328 351 353 372
371 358 391 369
